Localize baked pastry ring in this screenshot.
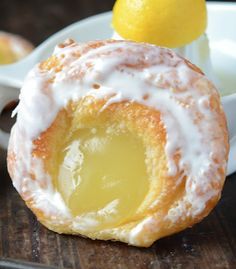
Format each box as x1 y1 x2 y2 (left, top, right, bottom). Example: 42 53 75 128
0 31 33 64
8 40 229 247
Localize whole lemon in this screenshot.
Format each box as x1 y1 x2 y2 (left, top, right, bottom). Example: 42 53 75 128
112 0 207 48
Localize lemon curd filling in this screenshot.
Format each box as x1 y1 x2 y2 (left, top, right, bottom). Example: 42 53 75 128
57 127 149 230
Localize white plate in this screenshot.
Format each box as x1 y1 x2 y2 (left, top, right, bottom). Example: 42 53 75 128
207 2 236 96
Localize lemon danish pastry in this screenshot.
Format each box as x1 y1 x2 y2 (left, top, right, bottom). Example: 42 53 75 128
0 31 33 64
7 40 229 247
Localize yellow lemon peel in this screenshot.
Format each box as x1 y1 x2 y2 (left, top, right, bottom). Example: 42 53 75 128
112 0 207 48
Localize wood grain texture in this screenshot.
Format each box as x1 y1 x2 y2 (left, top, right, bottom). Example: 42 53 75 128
0 1 236 268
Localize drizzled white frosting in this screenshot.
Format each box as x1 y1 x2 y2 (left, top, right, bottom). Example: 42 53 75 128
112 32 214 81
8 40 228 245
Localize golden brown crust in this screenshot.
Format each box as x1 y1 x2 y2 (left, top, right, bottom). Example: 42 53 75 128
7 40 229 247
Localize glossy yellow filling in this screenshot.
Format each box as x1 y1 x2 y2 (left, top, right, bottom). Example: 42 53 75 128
57 127 149 230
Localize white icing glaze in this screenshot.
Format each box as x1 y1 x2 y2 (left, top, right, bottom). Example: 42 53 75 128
112 32 214 81
9 40 227 243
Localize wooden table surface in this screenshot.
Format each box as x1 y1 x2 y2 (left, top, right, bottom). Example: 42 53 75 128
1 1 236 268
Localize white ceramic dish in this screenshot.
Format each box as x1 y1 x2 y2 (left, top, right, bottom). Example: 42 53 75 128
0 2 235 175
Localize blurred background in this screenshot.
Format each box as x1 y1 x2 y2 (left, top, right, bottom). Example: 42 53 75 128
0 0 114 45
